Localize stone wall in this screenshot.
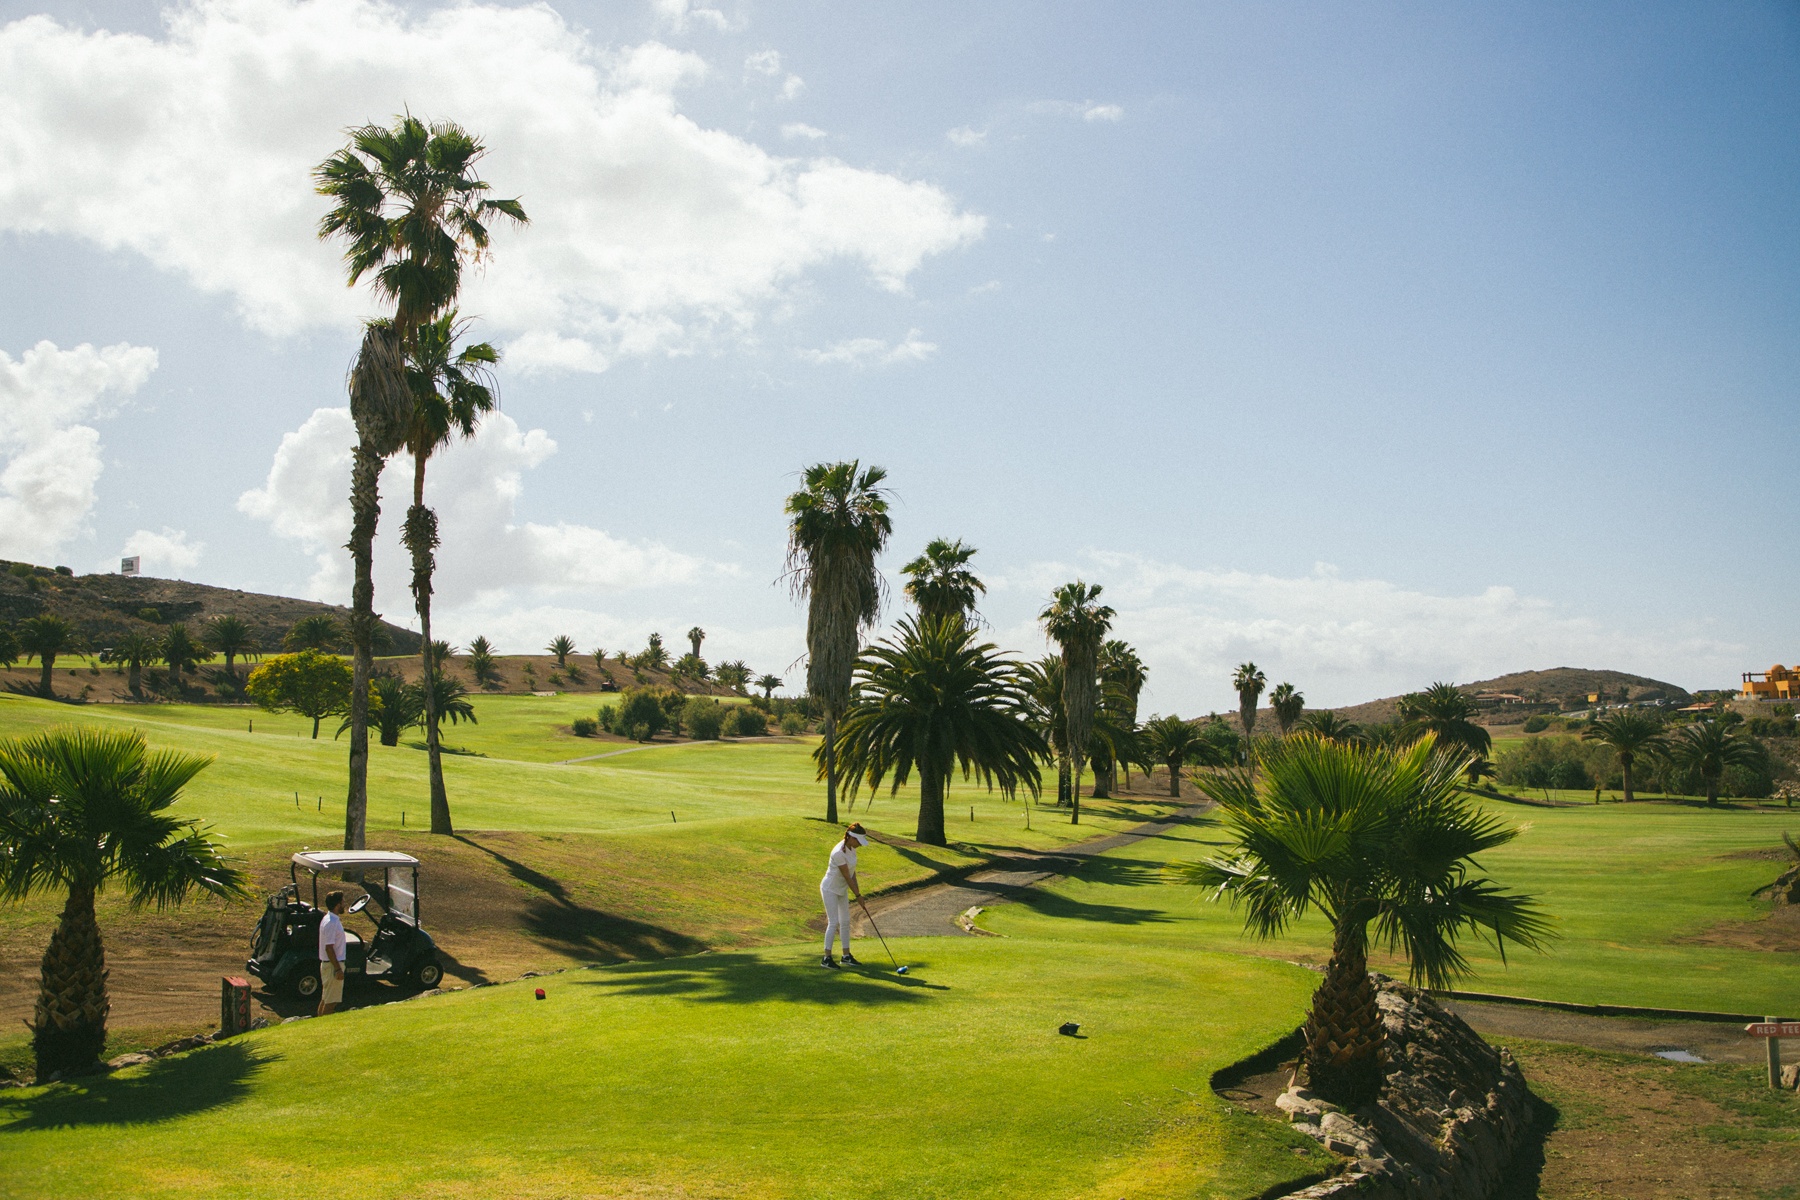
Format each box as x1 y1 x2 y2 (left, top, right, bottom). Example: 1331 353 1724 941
1272 976 1534 1200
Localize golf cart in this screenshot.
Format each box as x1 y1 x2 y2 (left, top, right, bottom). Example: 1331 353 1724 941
246 850 445 999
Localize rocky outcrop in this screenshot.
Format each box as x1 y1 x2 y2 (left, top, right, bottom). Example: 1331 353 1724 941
1274 976 1533 1200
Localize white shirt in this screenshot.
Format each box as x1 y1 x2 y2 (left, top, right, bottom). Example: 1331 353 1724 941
318 911 348 962
820 843 857 895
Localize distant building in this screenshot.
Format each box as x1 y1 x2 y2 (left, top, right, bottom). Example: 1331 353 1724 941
1742 666 1799 701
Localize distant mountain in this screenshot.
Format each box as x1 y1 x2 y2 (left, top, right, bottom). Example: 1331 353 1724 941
1329 668 1692 727
0 560 421 654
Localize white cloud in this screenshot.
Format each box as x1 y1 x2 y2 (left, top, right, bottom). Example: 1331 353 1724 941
0 0 982 368
744 48 781 75
782 123 828 141
946 126 987 148
1027 99 1125 123
797 329 937 367
653 0 731 33
780 74 806 100
1082 103 1124 122
986 554 1742 714
238 407 711 617
120 526 204 574
0 340 157 564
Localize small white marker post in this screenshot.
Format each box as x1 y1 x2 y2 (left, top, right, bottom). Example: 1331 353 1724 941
1745 1017 1800 1088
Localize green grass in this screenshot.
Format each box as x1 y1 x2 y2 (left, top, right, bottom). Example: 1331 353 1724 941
0 940 1328 1200
982 798 1800 1013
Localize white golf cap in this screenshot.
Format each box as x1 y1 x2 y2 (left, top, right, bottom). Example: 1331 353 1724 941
847 830 869 845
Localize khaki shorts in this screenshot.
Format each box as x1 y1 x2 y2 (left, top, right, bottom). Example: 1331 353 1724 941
319 964 344 1004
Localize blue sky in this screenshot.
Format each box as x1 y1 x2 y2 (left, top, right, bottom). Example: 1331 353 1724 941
0 0 1794 712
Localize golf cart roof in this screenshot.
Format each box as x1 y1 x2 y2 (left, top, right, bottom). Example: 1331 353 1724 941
291 850 420 872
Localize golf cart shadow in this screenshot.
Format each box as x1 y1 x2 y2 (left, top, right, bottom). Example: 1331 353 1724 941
0 1041 272 1131
574 952 948 1006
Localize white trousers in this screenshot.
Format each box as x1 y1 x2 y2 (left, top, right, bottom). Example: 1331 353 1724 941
821 886 852 955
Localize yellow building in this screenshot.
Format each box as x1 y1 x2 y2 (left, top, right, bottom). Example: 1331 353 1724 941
1742 665 1800 701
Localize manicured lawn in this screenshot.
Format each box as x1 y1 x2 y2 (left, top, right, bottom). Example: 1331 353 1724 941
0 939 1328 1200
984 798 1800 1014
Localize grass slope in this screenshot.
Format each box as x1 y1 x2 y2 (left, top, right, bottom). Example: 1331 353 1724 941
0 940 1328 1200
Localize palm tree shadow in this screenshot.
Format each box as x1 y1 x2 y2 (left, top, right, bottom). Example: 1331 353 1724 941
573 952 948 1007
0 1042 272 1131
455 835 706 962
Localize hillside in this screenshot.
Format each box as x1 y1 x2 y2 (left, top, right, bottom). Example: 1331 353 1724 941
0 559 421 655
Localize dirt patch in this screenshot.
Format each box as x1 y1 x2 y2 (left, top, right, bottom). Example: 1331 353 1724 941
1492 1040 1800 1200
1672 903 1800 952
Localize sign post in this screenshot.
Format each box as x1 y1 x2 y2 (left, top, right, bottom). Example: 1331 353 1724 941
1745 1018 1800 1088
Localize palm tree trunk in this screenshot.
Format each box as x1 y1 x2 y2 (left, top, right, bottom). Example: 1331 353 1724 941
1092 758 1111 799
1071 757 1083 825
1621 754 1634 804
916 770 947 846
344 441 381 852
38 654 54 698
127 663 141 696
312 714 321 739
33 882 108 1080
1167 757 1182 798
1706 772 1719 807
1057 758 1070 806
1304 922 1383 1105
823 711 839 825
406 464 452 835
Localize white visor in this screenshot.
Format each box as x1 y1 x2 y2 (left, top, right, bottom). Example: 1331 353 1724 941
847 830 869 846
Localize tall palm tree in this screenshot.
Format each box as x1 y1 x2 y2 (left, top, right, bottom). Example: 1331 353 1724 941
1186 734 1552 1104
1580 710 1666 803
160 624 208 694
18 615 76 698
1270 682 1305 736
900 538 985 626
1085 682 1140 800
1399 682 1493 761
1099 640 1147 789
283 614 343 652
336 321 414 850
784 461 893 824
1020 656 1071 804
547 635 576 667
317 115 525 845
832 616 1045 845
0 727 246 1080
1660 718 1760 806
1300 710 1363 744
755 673 783 699
1141 714 1201 798
687 627 706 659
202 615 259 679
402 312 501 836
1232 662 1267 744
111 632 159 697
1039 581 1115 825
638 633 670 671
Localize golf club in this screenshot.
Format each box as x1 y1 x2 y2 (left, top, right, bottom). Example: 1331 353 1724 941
856 897 908 974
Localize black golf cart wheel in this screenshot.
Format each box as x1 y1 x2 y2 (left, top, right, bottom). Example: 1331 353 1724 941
293 971 321 1000
412 959 443 990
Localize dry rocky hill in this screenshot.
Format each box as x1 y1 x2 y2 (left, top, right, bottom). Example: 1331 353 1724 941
0 559 421 654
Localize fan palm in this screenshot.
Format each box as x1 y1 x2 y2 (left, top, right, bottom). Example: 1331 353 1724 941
402 312 501 836
784 461 893 824
161 624 209 694
1270 682 1305 736
714 660 751 693
900 538 985 626
1300 711 1363 744
687 627 706 659
283 614 342 652
0 727 247 1080
1185 734 1553 1104
336 673 422 747
1399 682 1493 761
638 633 670 671
1660 718 1760 806
17 614 75 699
1019 656 1071 804
832 616 1044 845
755 673 783 699
1099 640 1147 788
1580 710 1666 803
547 635 576 667
202 615 259 679
1039 581 1114 825
111 632 160 697
1232 662 1266 741
1141 714 1202 798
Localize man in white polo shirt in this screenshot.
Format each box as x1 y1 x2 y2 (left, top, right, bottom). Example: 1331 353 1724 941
317 890 348 1015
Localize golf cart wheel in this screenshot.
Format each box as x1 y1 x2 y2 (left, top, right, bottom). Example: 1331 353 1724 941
293 972 320 1000
412 959 443 990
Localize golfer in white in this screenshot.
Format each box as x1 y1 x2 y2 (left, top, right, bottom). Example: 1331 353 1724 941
820 823 868 969
317 890 348 1015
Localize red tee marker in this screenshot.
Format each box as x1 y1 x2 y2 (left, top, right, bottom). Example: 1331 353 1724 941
535 987 546 1000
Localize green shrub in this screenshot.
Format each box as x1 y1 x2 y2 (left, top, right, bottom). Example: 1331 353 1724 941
779 712 806 736
1522 714 1551 734
685 697 726 740
571 717 598 737
660 689 690 736
616 687 668 740
726 707 768 738
627 721 650 742
1496 736 1612 791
